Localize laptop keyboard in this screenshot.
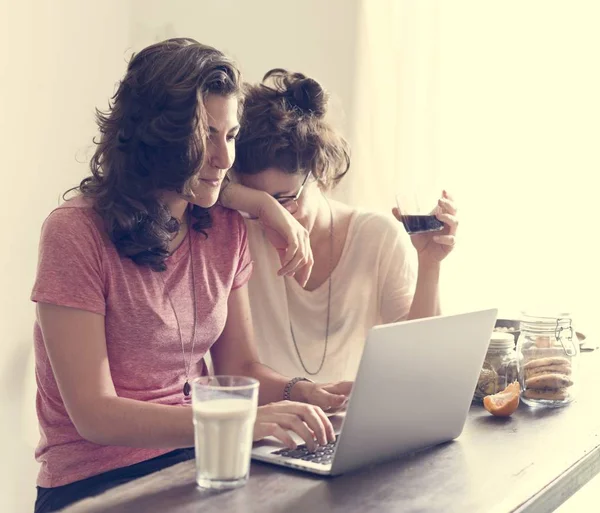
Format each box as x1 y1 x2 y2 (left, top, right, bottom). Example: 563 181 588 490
271 438 338 465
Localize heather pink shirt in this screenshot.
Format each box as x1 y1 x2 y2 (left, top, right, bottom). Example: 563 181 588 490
31 196 252 487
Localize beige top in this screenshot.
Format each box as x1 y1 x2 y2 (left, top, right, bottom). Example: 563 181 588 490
245 210 417 383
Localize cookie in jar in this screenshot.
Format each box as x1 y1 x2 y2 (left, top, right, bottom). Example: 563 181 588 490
516 312 579 407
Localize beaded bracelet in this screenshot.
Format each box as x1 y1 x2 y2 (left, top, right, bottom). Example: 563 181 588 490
283 377 313 401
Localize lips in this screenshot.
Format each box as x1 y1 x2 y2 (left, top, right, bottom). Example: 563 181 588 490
200 178 221 187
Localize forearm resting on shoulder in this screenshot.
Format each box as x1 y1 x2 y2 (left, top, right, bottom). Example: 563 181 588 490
219 180 273 218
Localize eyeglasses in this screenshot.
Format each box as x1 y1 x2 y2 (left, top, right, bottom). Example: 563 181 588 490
240 170 311 221
274 170 311 208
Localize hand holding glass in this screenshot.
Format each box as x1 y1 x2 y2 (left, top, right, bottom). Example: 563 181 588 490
395 191 444 235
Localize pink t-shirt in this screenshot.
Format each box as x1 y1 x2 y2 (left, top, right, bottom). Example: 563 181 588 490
31 196 253 487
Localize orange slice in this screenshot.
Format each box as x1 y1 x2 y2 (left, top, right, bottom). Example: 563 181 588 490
483 382 521 417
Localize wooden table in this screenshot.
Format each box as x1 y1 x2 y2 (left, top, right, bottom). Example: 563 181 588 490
63 352 600 513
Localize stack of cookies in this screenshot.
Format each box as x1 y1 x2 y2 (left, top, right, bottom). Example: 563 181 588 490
523 356 573 401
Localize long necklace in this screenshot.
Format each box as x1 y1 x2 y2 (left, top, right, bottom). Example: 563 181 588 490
159 220 198 397
286 196 334 376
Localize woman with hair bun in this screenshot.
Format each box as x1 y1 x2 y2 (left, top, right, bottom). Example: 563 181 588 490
231 69 459 383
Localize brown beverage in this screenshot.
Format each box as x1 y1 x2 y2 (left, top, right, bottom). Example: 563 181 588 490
401 215 444 234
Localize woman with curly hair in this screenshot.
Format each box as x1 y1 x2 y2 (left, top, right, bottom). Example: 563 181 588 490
31 40 347 513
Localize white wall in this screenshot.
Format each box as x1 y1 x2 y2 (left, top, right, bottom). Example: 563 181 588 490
345 0 600 329
437 1 600 328
1 1 131 510
348 0 441 211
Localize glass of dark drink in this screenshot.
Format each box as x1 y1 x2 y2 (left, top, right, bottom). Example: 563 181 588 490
395 190 445 235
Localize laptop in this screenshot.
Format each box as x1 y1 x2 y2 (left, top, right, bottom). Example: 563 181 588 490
251 308 498 476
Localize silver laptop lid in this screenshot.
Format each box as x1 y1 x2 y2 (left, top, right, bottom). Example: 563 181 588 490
330 308 498 475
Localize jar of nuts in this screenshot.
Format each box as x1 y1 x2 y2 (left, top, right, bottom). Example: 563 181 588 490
516 311 579 407
473 332 518 403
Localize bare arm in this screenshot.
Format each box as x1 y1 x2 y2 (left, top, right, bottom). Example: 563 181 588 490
219 179 272 218
39 295 340 451
219 181 314 285
407 262 442 320
38 302 195 448
404 192 457 320
38 301 338 451
210 285 349 411
386 193 457 322
209 284 297 406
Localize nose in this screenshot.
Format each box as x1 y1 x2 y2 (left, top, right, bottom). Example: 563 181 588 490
208 138 234 171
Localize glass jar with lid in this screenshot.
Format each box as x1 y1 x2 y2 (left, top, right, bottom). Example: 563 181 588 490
516 311 579 407
473 332 518 403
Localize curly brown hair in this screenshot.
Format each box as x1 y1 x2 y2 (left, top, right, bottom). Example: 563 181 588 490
68 38 242 271
233 69 350 189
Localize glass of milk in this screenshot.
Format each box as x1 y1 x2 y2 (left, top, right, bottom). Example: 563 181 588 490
192 376 259 490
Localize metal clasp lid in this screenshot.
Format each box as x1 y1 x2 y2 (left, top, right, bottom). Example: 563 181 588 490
555 317 577 356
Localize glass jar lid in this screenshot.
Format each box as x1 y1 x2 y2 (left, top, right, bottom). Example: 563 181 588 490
520 310 571 331
520 310 576 356
489 332 515 350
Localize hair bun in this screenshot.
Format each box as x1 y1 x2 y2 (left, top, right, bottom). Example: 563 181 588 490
288 78 327 117
263 68 329 118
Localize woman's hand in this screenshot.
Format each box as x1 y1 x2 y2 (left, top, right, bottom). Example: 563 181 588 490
217 181 314 286
393 190 458 266
253 401 336 450
290 380 353 414
256 195 314 287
